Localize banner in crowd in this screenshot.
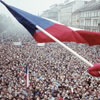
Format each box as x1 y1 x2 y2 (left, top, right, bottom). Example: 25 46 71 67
37 43 45 46
13 42 22 46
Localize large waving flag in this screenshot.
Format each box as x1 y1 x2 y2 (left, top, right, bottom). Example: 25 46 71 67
1 0 100 77
88 63 100 77
0 0 100 46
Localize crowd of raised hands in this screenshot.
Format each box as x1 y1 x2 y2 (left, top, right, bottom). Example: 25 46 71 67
0 34 100 100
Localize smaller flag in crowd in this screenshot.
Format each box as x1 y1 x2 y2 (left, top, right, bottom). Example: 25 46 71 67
24 64 30 88
1 0 100 77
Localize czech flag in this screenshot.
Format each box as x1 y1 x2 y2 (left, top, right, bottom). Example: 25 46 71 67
24 64 30 88
88 63 100 77
0 0 100 46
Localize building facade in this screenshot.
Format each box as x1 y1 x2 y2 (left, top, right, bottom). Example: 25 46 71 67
40 4 62 21
41 0 85 26
58 0 85 26
41 0 100 32
72 1 100 32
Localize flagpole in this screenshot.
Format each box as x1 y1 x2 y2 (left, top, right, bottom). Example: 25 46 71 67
36 25 93 67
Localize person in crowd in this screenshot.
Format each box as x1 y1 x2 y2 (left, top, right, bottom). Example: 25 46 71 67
0 33 100 99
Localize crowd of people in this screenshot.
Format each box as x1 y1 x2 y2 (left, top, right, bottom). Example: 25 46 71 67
0 35 100 100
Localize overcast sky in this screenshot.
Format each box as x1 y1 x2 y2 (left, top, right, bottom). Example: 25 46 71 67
0 0 65 15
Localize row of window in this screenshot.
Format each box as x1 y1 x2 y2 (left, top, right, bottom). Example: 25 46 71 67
80 10 100 17
80 19 99 26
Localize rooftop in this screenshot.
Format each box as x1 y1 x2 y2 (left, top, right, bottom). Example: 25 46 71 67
73 1 100 13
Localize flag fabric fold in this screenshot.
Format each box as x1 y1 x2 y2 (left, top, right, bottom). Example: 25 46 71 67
24 64 30 88
1 0 100 45
88 63 100 77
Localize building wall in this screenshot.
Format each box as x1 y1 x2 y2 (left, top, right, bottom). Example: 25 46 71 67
41 0 85 26
72 10 100 32
41 4 61 21
58 4 73 25
41 0 100 32
58 0 85 26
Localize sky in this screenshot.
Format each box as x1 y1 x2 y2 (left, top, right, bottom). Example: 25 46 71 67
0 0 65 15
